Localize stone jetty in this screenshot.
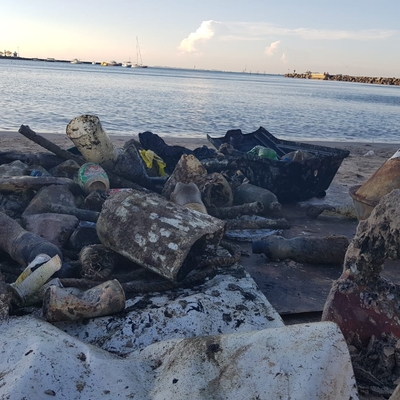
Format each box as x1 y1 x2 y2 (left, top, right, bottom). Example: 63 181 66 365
285 72 400 86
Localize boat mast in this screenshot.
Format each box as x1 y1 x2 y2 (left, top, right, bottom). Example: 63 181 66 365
136 36 143 66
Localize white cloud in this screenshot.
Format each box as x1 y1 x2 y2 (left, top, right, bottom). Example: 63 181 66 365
292 28 395 40
178 20 220 53
265 40 280 56
208 21 396 42
281 52 287 63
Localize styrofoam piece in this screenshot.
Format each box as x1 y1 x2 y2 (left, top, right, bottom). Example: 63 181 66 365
54 265 284 355
0 316 149 400
136 321 359 400
0 317 358 399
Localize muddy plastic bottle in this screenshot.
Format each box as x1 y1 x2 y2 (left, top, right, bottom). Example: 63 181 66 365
234 183 281 214
0 211 62 267
43 279 125 322
252 235 349 265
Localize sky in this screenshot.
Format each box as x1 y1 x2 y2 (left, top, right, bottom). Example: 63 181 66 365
1 0 400 76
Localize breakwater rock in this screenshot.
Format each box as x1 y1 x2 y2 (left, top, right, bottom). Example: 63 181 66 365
285 72 400 86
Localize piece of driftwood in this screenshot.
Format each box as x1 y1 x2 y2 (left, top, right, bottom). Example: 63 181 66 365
208 201 264 219
18 125 147 191
18 125 86 165
226 217 289 230
0 151 63 169
47 204 99 223
0 176 80 194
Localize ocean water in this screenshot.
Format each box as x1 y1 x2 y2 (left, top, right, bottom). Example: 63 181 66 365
1 59 400 143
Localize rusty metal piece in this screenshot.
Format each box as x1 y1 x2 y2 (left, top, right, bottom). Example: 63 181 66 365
43 279 125 322
96 189 226 282
322 271 400 344
322 189 400 344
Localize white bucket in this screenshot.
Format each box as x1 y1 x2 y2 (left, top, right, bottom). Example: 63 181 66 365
66 115 118 167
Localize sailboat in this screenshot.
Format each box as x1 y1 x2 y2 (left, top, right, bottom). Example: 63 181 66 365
122 60 132 68
133 37 148 68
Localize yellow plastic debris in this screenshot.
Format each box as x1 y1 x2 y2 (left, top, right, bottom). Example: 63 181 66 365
139 149 167 176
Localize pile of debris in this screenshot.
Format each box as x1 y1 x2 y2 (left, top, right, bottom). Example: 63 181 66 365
1 114 400 398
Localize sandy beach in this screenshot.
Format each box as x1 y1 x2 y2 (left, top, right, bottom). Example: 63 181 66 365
1 129 399 189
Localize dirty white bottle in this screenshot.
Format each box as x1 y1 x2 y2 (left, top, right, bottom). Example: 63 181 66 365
10 254 62 305
252 235 349 265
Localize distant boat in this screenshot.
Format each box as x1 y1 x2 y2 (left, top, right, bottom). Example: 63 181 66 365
133 37 148 68
70 58 81 64
122 60 132 68
46 58 55 62
101 61 120 66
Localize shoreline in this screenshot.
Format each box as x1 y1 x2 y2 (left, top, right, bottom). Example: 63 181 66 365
1 130 399 189
1 130 399 149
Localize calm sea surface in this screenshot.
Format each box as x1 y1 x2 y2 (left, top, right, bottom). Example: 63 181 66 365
1 59 400 143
